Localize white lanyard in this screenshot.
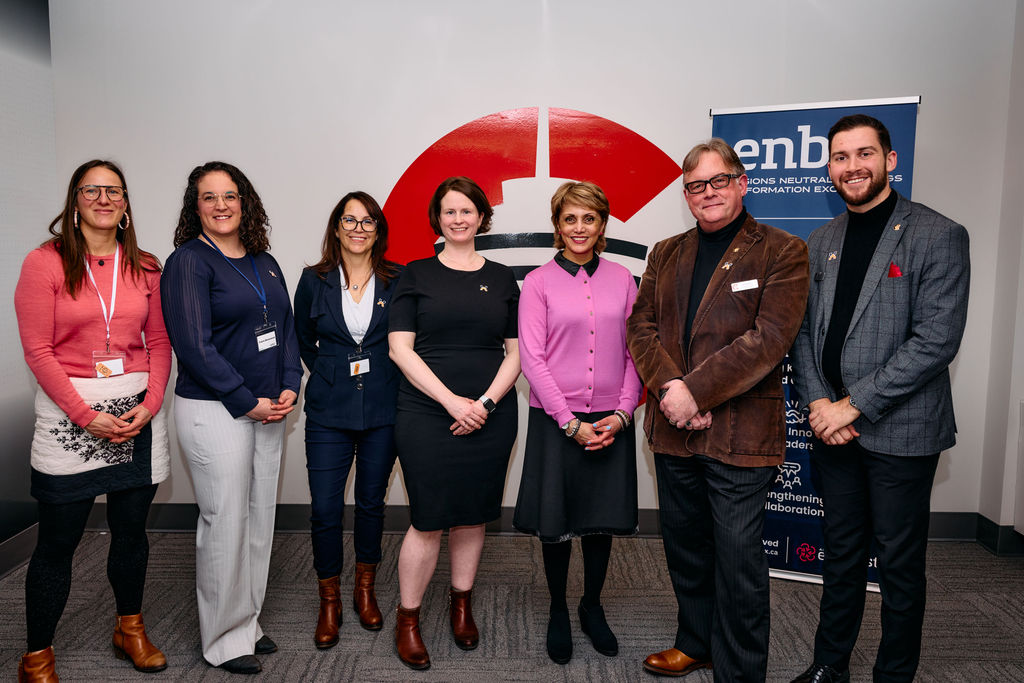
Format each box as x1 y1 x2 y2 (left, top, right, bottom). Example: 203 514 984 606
85 243 120 353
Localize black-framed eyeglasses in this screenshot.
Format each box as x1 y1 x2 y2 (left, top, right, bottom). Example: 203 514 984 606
683 173 740 195
77 185 125 201
340 216 378 232
199 192 242 205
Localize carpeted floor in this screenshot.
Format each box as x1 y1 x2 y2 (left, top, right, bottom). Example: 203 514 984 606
1 532 1022 681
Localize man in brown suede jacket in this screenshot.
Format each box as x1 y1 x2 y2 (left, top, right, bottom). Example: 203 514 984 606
627 139 809 681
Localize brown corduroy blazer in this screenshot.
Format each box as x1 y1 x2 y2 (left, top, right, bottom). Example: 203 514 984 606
626 214 809 467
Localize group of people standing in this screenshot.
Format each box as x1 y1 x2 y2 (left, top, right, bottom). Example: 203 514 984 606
14 113 969 683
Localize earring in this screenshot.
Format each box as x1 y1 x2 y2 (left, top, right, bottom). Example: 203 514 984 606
73 208 79 230
119 213 130 230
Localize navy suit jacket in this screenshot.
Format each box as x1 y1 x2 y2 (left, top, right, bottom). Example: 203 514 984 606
293 264 402 430
791 193 970 456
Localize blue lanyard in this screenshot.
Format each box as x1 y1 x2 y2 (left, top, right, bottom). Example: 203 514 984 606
200 233 269 322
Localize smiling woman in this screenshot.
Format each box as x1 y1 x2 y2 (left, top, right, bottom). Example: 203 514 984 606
161 161 302 675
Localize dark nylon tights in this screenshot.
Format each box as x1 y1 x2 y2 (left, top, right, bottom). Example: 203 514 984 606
25 484 157 651
541 534 613 613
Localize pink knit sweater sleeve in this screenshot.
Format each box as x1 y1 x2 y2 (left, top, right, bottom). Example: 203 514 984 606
14 246 98 427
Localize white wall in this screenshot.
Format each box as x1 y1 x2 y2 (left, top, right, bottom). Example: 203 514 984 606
39 0 1022 519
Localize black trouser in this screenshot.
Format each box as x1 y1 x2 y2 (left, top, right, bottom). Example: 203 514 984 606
810 440 938 683
654 453 775 683
25 484 158 651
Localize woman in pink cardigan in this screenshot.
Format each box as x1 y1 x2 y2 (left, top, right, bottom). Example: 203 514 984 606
513 181 642 665
14 160 171 682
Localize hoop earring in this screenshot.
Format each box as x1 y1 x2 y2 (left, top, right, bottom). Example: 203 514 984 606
73 208 79 230
119 213 130 230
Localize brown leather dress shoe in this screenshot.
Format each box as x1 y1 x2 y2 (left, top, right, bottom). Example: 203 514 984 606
315 576 341 649
17 647 57 683
643 648 712 677
394 605 430 670
112 613 167 673
449 587 479 650
353 562 383 630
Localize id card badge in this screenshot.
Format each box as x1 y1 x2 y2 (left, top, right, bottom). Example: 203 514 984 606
255 321 278 352
92 351 127 378
349 351 371 377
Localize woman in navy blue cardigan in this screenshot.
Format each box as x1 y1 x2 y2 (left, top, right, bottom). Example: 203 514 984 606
293 191 402 649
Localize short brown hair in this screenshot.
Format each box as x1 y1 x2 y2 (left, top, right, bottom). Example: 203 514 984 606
427 176 493 236
550 181 609 254
681 138 745 177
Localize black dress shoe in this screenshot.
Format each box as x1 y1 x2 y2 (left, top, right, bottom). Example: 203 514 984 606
254 635 277 655
791 663 850 683
546 610 572 664
577 601 618 657
218 654 262 674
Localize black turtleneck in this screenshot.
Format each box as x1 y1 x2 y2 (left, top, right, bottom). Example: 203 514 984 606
685 208 747 348
822 189 899 395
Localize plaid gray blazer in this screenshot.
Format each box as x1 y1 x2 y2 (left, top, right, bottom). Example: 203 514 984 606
791 193 970 456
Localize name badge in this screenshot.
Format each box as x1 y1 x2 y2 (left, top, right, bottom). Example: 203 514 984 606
349 351 371 377
731 279 759 292
93 351 127 378
255 322 278 352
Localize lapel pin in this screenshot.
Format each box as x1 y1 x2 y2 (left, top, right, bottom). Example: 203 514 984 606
733 247 740 252
377 298 385 307
480 284 489 292
721 262 732 270
893 223 901 231
269 270 278 277
828 251 837 261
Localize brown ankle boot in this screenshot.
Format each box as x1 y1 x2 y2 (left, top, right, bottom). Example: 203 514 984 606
353 562 383 630
17 647 57 683
394 605 430 670
449 587 479 650
112 613 167 673
315 576 341 649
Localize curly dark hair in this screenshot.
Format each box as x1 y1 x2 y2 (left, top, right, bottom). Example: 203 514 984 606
47 159 160 297
308 191 400 286
173 161 271 252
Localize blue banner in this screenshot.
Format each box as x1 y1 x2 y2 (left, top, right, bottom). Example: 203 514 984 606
712 98 919 583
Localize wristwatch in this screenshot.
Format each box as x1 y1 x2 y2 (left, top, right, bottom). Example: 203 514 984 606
479 395 496 413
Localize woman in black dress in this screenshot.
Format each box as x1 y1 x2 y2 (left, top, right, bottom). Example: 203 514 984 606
387 176 520 671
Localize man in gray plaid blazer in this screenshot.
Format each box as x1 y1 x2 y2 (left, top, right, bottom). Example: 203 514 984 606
790 114 970 683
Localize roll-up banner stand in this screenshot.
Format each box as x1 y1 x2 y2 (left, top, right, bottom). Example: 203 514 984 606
712 97 921 585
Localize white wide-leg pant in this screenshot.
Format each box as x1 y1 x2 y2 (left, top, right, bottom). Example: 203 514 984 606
174 397 284 666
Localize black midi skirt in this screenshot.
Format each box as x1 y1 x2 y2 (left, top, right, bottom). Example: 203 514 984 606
513 407 638 543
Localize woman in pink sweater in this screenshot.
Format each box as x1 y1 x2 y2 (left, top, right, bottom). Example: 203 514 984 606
14 160 171 682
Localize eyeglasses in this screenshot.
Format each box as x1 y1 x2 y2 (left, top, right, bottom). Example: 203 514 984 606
683 173 740 195
77 185 125 201
199 192 242 205
340 216 378 232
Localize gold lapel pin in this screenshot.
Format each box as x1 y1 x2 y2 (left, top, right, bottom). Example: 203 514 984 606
377 298 385 307
480 284 489 292
894 223 901 231
722 262 732 270
828 251 837 261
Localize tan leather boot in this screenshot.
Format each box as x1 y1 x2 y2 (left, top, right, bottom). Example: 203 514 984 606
17 647 57 682
112 613 167 672
449 587 479 650
353 562 383 630
315 576 341 649
394 605 430 670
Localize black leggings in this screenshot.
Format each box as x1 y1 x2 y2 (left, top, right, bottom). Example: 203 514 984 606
541 534 613 613
25 484 158 651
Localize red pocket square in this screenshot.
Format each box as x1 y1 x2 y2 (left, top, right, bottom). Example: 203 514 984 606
888 262 903 278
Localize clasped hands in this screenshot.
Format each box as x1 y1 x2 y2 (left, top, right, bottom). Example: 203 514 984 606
246 390 298 424
806 397 860 446
85 404 155 444
447 396 489 436
659 379 712 430
571 416 621 451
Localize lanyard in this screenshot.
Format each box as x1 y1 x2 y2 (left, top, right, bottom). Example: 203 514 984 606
200 232 269 323
85 243 120 353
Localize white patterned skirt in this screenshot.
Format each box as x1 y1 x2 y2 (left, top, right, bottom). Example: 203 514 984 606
30 372 169 503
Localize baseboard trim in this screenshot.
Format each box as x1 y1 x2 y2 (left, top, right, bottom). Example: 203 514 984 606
5 507 1019 578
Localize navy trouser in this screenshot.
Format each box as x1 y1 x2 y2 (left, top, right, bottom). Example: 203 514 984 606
655 453 775 683
305 419 397 578
810 440 938 683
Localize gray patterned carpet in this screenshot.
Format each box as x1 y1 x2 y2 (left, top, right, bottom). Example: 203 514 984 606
1 532 1022 681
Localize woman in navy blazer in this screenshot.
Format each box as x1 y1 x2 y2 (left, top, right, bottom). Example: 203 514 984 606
293 191 402 649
